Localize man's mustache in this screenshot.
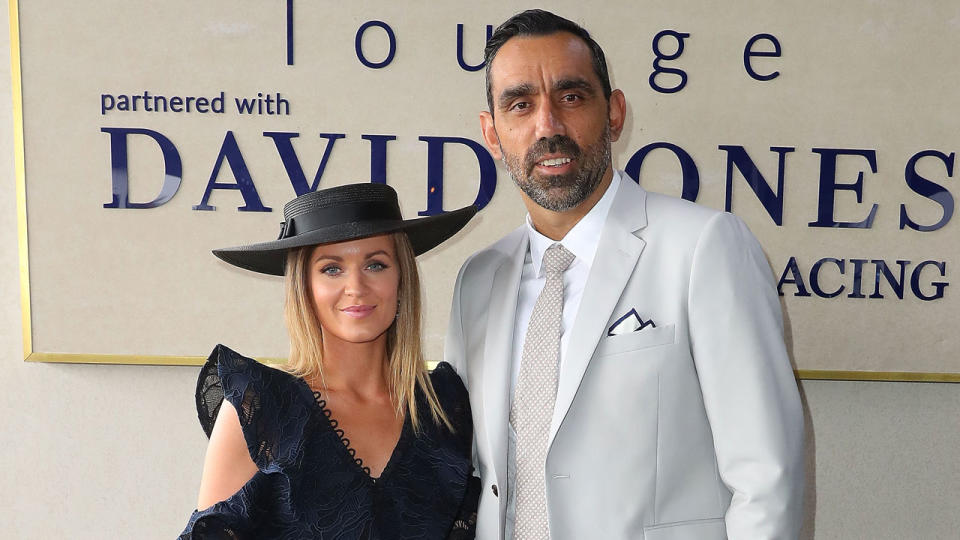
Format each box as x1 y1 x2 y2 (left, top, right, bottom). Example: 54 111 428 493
523 135 582 175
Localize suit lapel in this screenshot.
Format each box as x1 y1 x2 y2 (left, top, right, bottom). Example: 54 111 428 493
548 178 649 447
482 230 528 490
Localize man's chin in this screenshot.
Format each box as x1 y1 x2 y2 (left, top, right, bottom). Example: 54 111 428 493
528 171 580 189
524 186 589 212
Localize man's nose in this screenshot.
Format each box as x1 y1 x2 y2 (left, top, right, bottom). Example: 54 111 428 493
534 101 565 140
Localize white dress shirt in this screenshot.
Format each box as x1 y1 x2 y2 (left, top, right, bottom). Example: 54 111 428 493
505 170 623 537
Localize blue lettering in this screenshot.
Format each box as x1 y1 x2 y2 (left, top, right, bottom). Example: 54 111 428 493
235 93 289 115
720 145 794 225
900 150 955 232
869 259 908 299
362 134 397 185
911 260 948 301
456 24 493 72
356 20 396 69
286 0 294 65
418 136 496 215
624 142 700 202
101 94 114 115
847 258 869 298
264 132 345 196
783 257 947 301
649 30 689 94
193 131 271 212
102 127 182 209
809 257 845 298
777 256 811 297
743 33 782 81
808 148 879 229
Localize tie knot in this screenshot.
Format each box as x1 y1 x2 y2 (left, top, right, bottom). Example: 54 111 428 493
542 243 575 275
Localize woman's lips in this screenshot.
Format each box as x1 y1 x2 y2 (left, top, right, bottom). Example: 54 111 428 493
341 305 376 318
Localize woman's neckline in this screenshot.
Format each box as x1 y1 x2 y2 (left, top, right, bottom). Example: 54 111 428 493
297 377 409 483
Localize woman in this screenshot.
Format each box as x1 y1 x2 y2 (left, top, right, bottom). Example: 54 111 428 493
180 183 479 539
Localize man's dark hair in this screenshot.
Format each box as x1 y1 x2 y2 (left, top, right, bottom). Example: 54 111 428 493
483 9 612 114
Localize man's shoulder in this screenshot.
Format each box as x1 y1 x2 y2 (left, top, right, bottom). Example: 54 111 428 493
449 225 526 302
460 225 526 272
612 178 767 263
632 183 762 255
615 177 726 241
642 187 722 229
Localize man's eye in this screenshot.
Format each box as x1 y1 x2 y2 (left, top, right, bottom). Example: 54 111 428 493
321 265 342 276
509 101 530 112
561 93 581 103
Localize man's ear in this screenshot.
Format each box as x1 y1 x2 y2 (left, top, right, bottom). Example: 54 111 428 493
479 111 503 160
608 89 626 142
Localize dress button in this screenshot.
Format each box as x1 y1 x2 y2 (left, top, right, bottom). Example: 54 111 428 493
491 484 499 497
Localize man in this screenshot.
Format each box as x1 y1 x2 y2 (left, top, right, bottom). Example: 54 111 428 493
445 9 805 540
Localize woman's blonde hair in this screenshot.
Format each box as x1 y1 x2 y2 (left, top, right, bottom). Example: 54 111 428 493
283 232 451 433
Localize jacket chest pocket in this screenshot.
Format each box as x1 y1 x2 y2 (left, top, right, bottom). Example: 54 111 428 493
594 323 676 357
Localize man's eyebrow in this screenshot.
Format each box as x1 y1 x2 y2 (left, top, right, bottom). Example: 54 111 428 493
497 83 537 109
554 77 595 94
496 78 597 110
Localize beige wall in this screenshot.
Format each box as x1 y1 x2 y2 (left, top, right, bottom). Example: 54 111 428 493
2 6 959 539
12 0 960 375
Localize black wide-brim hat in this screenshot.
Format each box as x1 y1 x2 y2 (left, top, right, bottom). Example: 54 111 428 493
213 183 477 276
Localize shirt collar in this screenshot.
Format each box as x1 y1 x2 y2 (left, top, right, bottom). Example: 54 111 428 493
526 170 622 277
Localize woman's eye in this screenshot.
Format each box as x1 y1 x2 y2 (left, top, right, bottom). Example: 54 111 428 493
321 265 342 276
367 261 388 271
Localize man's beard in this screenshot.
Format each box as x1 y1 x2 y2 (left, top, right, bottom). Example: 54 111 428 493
501 126 611 212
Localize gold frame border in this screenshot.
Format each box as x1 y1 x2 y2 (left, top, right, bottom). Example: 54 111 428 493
10 0 31 360
795 370 960 383
19 351 960 381
6 0 960 382
24 352 284 367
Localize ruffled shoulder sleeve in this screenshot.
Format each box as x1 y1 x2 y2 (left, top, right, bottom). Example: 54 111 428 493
195 344 312 468
428 361 473 456
428 362 479 537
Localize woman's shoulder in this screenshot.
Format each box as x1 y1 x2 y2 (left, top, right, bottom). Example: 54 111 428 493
427 362 472 444
197 345 301 430
428 361 468 402
204 343 286 380
199 344 276 386
195 344 315 466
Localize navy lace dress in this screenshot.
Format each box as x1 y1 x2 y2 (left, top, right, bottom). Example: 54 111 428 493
180 345 478 539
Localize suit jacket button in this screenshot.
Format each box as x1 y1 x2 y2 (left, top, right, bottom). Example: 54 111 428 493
491 484 499 497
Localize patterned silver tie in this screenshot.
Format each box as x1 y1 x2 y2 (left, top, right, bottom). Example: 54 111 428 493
511 243 576 540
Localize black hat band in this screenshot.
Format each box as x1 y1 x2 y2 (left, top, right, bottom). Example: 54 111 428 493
278 200 403 240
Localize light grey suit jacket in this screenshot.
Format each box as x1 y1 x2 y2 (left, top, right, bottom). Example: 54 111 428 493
445 176 804 539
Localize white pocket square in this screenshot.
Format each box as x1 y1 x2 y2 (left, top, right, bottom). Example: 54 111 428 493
608 308 656 336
